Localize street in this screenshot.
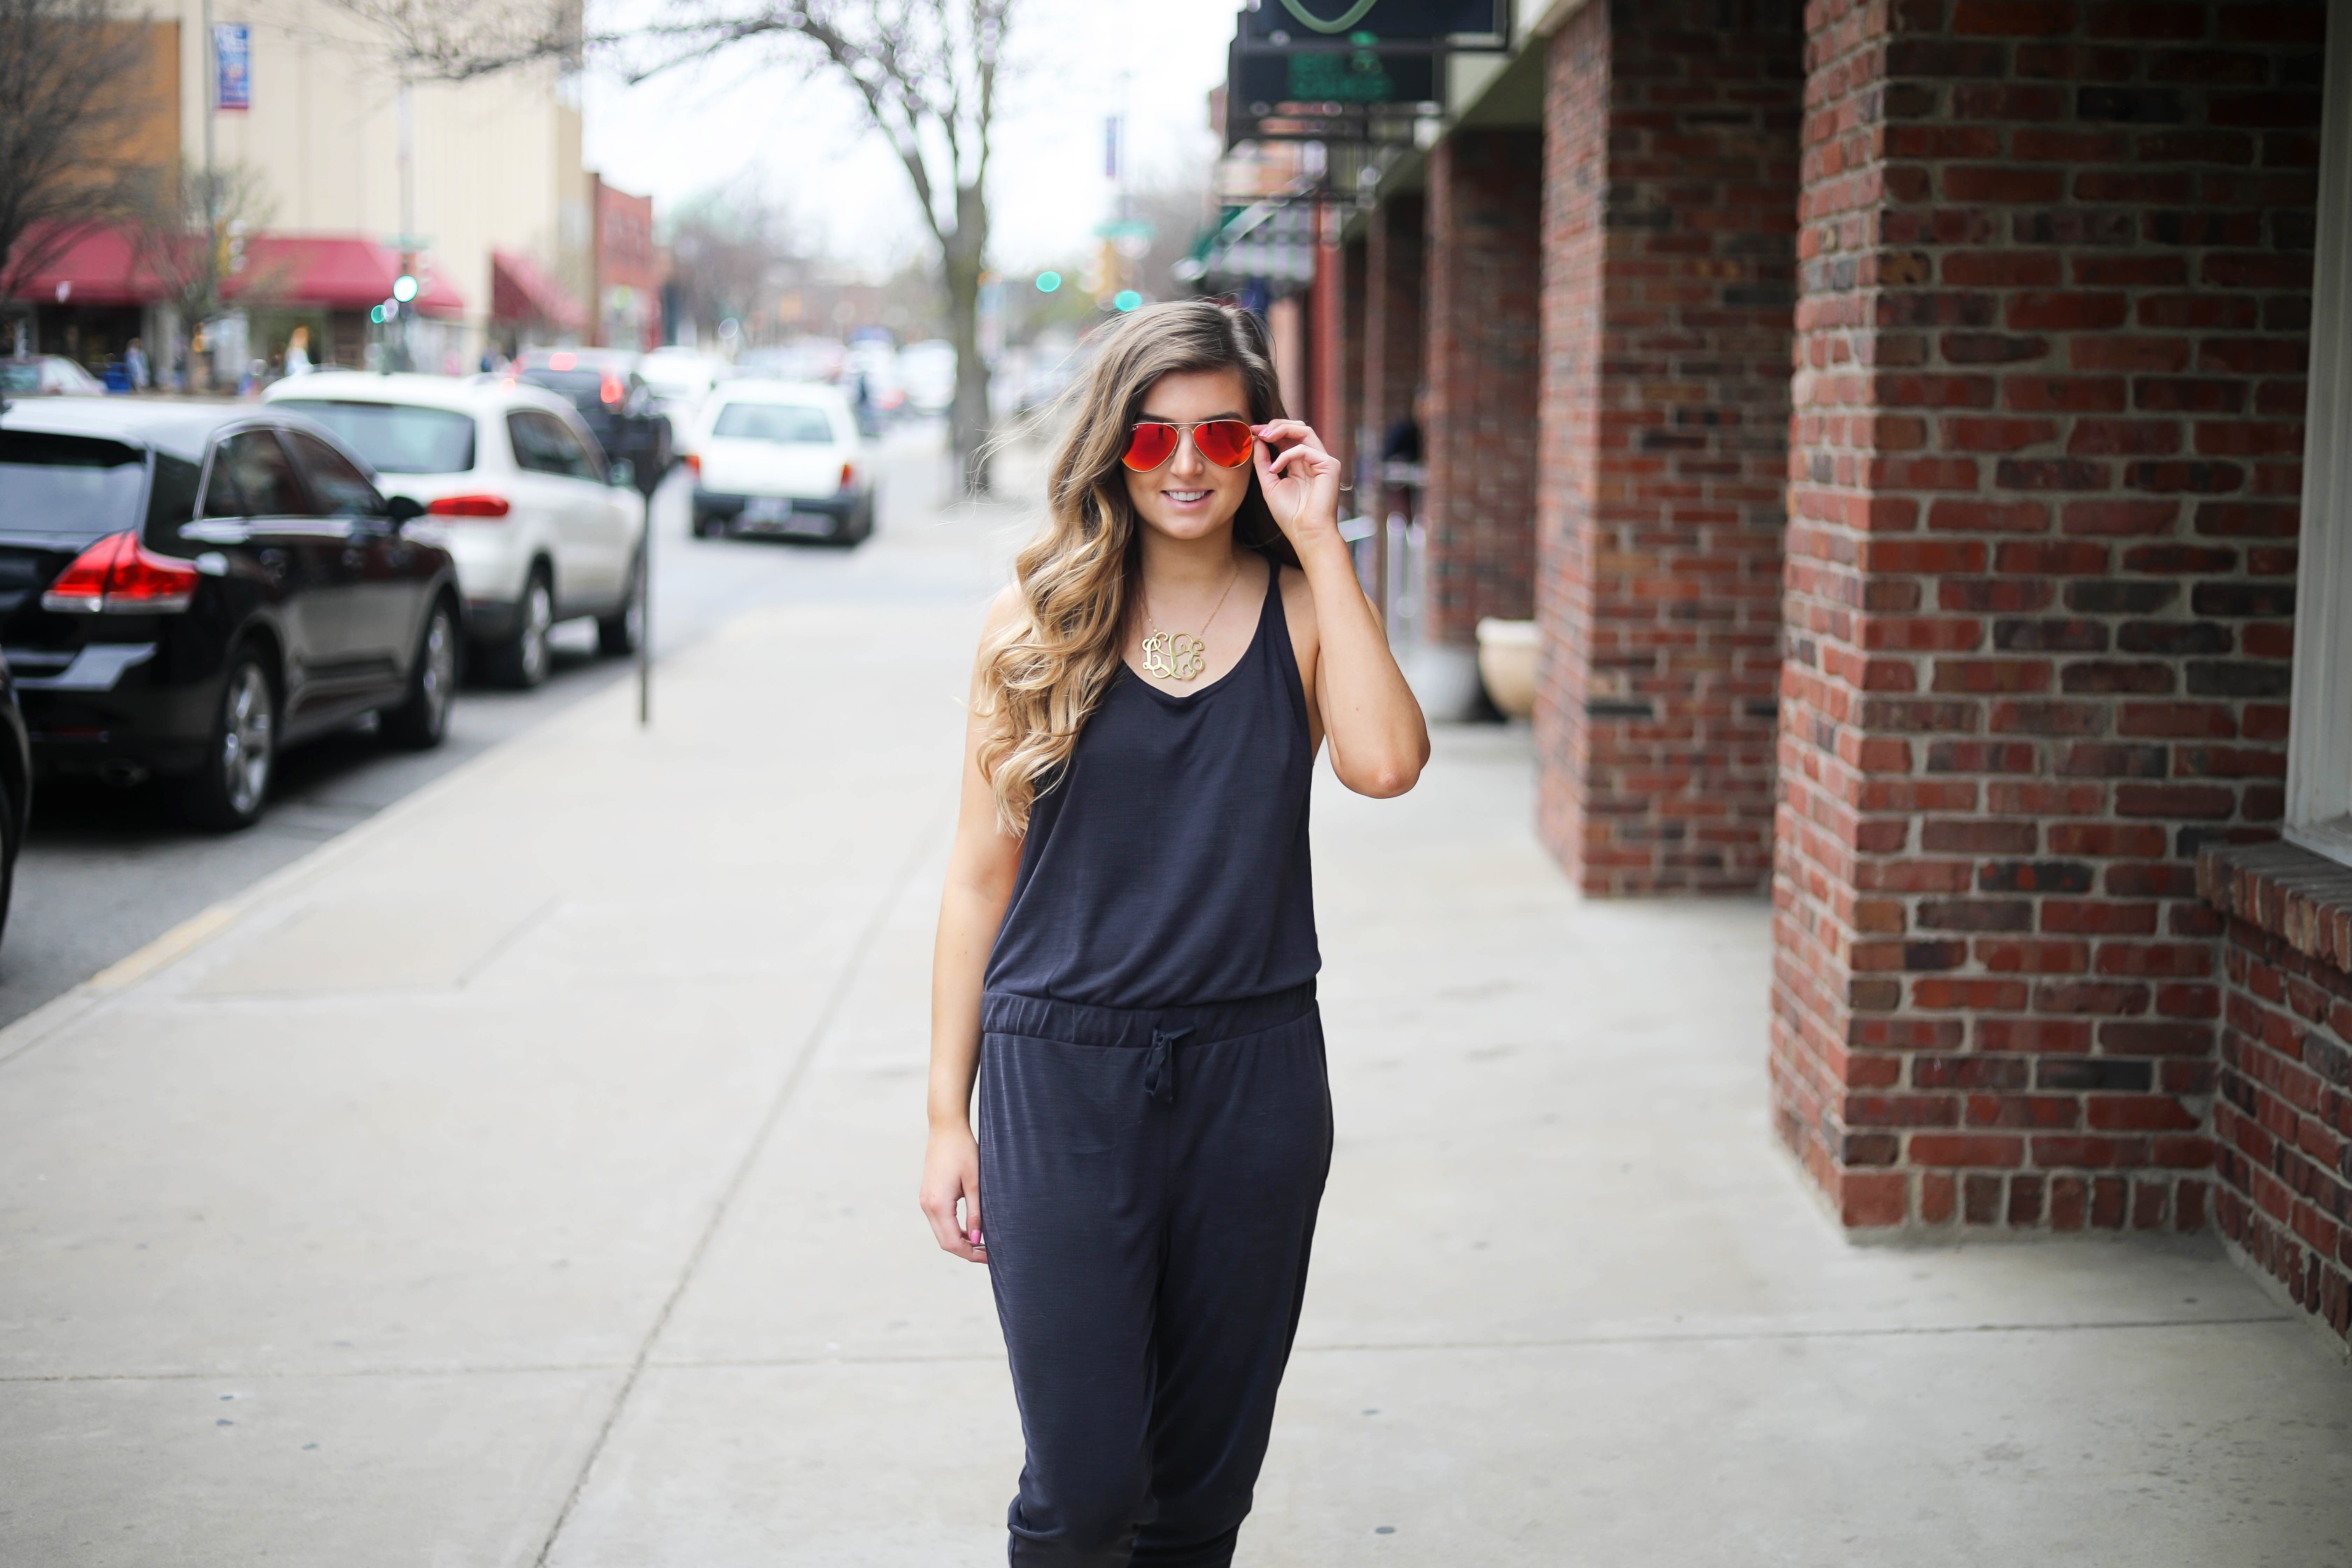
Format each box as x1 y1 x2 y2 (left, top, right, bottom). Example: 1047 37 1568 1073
0 423 960 1028
2 433 2345 1566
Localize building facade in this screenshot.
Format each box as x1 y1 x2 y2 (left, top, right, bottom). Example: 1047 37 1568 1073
1270 0 2350 1342
10 0 646 374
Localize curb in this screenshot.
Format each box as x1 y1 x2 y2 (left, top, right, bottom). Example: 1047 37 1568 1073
0 658 651 1074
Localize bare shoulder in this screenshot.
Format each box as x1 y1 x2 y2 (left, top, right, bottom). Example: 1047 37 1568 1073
1275 562 1315 634
978 582 1027 645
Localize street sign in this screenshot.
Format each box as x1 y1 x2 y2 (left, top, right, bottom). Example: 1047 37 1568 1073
1241 0 1505 46
213 24 251 113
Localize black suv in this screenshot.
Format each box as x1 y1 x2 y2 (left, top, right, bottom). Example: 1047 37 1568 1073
0 399 461 829
510 349 673 498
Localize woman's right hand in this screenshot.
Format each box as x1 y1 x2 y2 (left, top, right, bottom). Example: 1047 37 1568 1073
920 1123 987 1264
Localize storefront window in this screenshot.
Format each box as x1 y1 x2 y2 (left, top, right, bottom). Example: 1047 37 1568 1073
2287 6 2352 868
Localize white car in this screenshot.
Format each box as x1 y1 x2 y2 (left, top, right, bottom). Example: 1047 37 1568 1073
638 347 729 448
689 382 874 545
264 371 647 687
1 356 105 396
897 339 955 414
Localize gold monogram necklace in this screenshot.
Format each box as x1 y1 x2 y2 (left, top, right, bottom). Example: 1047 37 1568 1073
1139 558 1244 682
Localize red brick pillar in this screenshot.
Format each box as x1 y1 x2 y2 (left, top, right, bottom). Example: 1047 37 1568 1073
1363 193 1425 472
1533 0 1800 896
1340 233 1368 490
1774 0 2320 1232
1424 131 1543 655
1310 201 1345 464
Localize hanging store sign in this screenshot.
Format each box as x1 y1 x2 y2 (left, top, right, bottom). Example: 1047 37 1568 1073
213 24 251 113
1241 0 1506 47
1231 47 1440 108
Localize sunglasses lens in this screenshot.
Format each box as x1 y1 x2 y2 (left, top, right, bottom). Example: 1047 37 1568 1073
1123 422 1178 470
1195 420 1255 468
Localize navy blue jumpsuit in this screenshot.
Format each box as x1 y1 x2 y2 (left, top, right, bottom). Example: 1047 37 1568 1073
979 556 1329 1567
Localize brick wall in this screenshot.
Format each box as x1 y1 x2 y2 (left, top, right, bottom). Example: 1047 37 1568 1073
1424 130 1544 645
2202 844 2352 1338
1534 0 1800 896
1775 0 2322 1231
1362 192 1425 468
1310 203 1348 470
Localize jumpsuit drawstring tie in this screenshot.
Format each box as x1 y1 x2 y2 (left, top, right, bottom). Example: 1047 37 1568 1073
1142 1026 1192 1105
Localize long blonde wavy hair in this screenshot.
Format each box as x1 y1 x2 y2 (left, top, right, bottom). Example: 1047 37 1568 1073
976 300 1298 834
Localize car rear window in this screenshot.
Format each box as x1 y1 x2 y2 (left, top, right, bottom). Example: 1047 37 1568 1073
273 399 475 475
0 430 148 540
711 402 835 444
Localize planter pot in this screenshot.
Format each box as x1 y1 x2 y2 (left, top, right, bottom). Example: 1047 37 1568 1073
1476 617 1539 720
1402 641 1487 723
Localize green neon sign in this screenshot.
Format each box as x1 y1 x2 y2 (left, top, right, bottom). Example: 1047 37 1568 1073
1275 0 1382 34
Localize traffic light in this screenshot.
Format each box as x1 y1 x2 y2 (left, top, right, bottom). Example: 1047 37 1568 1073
392 274 419 304
1035 271 1062 293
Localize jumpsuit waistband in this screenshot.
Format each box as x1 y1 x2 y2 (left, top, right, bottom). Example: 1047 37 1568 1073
981 981 1317 1049
981 982 1317 1107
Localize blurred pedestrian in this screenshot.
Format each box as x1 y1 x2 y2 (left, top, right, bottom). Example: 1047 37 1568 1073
284 326 312 377
125 337 149 391
923 300 1429 1566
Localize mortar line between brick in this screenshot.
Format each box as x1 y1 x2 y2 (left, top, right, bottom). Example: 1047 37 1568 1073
527 807 950 1568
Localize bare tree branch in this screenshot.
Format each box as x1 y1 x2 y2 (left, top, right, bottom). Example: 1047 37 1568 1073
0 0 160 312
319 0 1015 490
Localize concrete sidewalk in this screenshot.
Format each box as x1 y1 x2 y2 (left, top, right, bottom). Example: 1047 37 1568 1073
1 496 2346 1566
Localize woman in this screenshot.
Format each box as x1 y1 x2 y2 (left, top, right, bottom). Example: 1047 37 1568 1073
922 300 1429 1566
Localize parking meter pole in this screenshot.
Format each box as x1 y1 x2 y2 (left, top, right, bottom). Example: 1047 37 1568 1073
638 519 652 727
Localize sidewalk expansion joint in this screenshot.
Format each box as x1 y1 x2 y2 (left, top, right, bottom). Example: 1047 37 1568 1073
528 806 951 1568
1 1313 2301 1390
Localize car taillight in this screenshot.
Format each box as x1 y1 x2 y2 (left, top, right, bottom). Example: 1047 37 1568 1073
40 531 200 613
601 374 624 405
683 452 701 475
426 493 512 519
838 461 856 492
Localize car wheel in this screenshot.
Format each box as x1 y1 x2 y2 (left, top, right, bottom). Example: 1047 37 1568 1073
598 547 644 658
486 568 554 689
382 596 458 749
174 649 276 831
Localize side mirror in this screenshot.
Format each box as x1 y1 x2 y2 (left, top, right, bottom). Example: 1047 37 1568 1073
607 458 636 490
383 493 427 524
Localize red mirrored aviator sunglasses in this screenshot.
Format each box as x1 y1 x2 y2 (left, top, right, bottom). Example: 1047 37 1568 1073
1121 419 1256 472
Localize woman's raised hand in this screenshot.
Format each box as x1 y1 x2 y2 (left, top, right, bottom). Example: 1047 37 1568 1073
920 1124 988 1264
1251 419 1344 552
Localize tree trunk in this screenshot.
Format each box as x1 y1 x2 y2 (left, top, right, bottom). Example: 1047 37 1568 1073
943 183 992 495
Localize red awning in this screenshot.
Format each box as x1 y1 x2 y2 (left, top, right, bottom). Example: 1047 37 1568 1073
230 235 468 319
490 248 584 333
8 227 468 319
8 227 164 308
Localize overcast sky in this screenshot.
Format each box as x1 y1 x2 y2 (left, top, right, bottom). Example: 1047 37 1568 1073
582 0 1237 277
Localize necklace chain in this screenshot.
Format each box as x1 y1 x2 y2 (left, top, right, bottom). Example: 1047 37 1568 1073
1140 558 1244 682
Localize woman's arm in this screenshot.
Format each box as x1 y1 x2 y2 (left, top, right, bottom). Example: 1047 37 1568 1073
1254 419 1430 799
919 589 1028 1264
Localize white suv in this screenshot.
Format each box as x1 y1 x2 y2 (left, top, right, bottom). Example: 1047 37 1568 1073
265 372 647 686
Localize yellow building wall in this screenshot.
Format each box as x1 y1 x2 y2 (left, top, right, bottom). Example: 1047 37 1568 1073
149 0 585 350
